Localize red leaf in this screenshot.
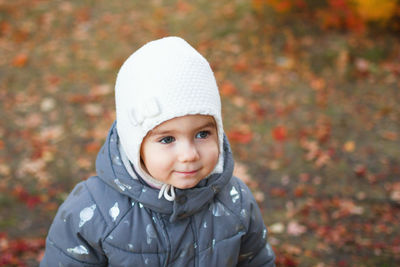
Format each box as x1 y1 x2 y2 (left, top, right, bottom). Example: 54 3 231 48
12 186 42 209
233 59 248 72
272 125 287 142
26 195 42 209
270 187 287 197
354 164 367 177
227 130 253 144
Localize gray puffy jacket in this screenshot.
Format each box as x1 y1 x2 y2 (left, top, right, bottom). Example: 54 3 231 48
40 123 276 266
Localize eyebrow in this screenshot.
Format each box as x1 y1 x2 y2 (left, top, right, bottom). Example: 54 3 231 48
149 121 216 137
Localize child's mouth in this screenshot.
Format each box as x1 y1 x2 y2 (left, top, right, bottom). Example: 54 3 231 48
175 169 199 176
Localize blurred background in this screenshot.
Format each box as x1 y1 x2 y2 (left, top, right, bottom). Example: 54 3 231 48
1 0 399 266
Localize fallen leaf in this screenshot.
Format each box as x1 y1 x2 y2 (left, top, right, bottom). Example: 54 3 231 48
270 187 287 197
354 164 367 177
248 101 266 118
40 125 64 141
24 113 42 128
294 185 305 197
232 96 246 107
227 129 253 144
254 191 265 202
282 243 302 255
355 58 370 73
176 1 193 13
40 98 56 112
234 58 248 72
0 164 10 176
287 221 307 236
340 199 364 215
310 78 326 91
390 186 400 203
220 81 237 96
12 53 28 67
343 141 355 152
381 131 398 141
272 125 287 142
314 152 331 168
270 222 285 234
90 84 112 96
85 141 101 153
84 103 103 116
250 82 265 93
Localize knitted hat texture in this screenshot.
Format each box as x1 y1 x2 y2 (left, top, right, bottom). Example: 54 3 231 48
115 37 224 186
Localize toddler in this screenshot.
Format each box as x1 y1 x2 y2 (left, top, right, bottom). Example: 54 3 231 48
41 37 276 266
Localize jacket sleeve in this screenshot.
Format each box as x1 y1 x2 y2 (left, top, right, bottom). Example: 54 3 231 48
236 179 276 267
40 181 108 266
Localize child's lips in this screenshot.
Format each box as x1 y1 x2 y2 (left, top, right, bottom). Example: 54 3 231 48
175 169 199 176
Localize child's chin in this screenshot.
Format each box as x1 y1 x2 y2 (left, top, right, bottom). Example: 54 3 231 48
174 180 200 190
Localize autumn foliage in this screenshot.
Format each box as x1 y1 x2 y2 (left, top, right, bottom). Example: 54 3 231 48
0 233 44 266
252 0 400 32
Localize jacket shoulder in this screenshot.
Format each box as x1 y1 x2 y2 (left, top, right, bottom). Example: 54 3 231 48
85 176 134 227
48 176 133 247
43 176 135 264
216 176 258 224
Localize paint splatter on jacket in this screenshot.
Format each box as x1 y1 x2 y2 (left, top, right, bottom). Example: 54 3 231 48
40 123 276 266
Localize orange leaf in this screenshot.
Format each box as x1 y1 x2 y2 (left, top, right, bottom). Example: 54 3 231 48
76 7 90 22
275 0 292 13
176 1 192 13
251 0 266 13
85 141 101 153
294 185 304 197
12 53 28 67
68 93 94 103
220 81 237 96
250 82 264 93
381 131 398 141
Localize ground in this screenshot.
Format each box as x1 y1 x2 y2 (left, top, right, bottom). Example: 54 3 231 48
0 0 399 266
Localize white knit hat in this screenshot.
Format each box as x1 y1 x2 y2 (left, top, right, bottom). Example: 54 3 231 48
115 37 224 198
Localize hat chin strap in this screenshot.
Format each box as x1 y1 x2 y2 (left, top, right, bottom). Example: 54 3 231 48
159 184 176 201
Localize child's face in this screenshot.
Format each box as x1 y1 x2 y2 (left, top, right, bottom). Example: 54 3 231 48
140 115 219 189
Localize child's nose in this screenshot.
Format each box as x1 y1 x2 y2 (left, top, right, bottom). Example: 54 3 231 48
178 142 200 162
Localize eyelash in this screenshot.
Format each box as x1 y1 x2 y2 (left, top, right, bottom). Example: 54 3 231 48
158 131 211 144
159 136 175 144
196 130 210 139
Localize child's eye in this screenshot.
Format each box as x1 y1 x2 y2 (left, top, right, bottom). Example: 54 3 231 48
159 136 175 144
196 131 210 139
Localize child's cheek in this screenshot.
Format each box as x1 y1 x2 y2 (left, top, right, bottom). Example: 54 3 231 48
153 144 174 164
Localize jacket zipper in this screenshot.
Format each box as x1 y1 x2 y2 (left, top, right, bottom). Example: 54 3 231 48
157 213 171 267
190 216 198 267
